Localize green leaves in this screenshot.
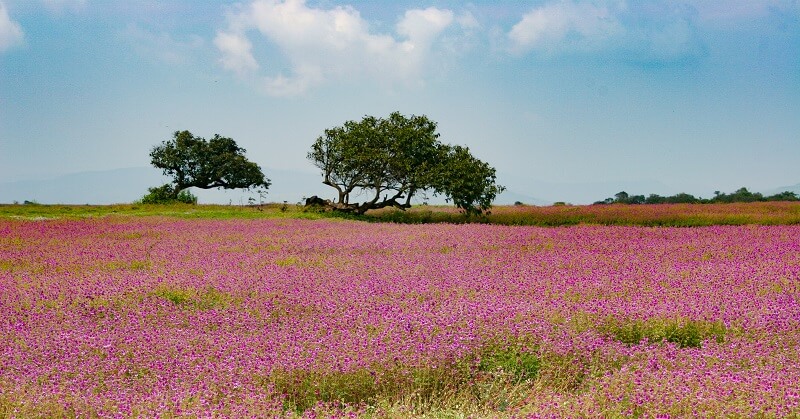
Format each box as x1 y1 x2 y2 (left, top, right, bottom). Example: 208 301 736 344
438 145 505 216
308 112 503 215
150 131 270 198
138 184 197 204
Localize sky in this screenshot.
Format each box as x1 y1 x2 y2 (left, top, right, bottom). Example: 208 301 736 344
0 0 799 204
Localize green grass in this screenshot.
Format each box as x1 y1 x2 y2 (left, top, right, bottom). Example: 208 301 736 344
262 343 542 415
0 203 327 220
2 201 799 226
365 202 800 226
150 285 237 310
595 317 729 348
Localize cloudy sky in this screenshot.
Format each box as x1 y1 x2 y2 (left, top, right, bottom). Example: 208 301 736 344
1 0 798 204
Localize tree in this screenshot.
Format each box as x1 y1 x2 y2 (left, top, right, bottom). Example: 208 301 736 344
150 131 270 200
308 112 504 215
627 194 646 204
645 194 665 204
139 184 197 204
436 145 504 215
766 191 799 201
666 193 699 204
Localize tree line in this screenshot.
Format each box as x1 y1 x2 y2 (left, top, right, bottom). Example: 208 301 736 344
594 188 798 205
142 111 797 212
144 112 503 215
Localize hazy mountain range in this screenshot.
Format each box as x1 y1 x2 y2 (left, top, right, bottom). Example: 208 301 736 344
0 167 797 206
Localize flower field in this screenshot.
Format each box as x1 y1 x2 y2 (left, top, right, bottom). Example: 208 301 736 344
1 216 799 417
373 201 800 226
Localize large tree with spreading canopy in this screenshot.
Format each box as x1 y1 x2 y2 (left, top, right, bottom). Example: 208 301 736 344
149 130 269 200
308 112 503 215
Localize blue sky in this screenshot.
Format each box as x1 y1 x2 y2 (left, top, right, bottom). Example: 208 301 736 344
1 0 799 204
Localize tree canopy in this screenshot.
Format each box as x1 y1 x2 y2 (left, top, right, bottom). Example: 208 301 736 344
308 112 503 215
594 187 798 205
150 131 270 199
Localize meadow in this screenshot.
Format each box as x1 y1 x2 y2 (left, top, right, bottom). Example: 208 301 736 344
3 201 800 226
1 204 799 417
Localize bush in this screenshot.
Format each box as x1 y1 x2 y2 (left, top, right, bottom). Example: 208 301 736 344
597 317 727 348
479 346 540 382
139 184 197 204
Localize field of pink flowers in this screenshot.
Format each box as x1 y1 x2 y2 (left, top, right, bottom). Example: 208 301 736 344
1 217 799 417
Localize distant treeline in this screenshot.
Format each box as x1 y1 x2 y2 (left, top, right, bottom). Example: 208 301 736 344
594 187 799 205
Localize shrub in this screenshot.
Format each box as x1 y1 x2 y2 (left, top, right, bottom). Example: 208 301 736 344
596 317 727 348
479 346 540 383
138 184 197 204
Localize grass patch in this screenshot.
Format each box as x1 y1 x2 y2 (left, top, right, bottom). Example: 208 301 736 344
263 343 541 415
478 346 541 383
0 259 23 272
151 285 235 310
104 259 151 271
596 317 727 348
0 203 327 220
365 202 800 226
274 257 299 267
3 202 799 226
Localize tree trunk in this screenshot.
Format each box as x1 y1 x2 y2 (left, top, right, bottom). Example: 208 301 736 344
171 185 184 200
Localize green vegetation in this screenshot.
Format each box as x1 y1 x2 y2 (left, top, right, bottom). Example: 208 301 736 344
364 202 800 226
596 317 728 348
308 112 504 215
265 344 540 414
595 187 798 205
2 201 800 226
478 346 541 383
151 285 236 310
148 130 270 201
138 184 198 204
0 203 328 220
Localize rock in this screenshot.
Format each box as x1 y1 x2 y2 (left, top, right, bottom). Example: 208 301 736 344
305 195 327 207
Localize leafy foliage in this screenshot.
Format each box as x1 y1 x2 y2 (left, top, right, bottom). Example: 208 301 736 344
595 187 798 205
478 346 540 383
438 145 505 216
308 112 504 215
138 184 197 204
597 317 727 348
149 130 270 200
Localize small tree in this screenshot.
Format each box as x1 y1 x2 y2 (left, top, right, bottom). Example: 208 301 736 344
139 184 197 204
436 145 503 215
308 112 503 215
149 130 270 200
766 191 799 201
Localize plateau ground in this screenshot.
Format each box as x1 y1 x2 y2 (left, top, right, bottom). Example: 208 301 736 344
1 205 798 416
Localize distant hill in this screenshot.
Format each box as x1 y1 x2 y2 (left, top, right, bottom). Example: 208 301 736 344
0 168 169 205
0 167 552 207
493 190 551 206
762 183 800 196
2 167 795 207
498 176 680 205
0 167 329 205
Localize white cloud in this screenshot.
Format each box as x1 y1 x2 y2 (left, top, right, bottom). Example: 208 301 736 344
456 11 480 31
0 1 23 52
397 7 454 44
214 31 258 75
262 65 322 97
508 0 623 54
508 0 706 63
215 0 459 96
